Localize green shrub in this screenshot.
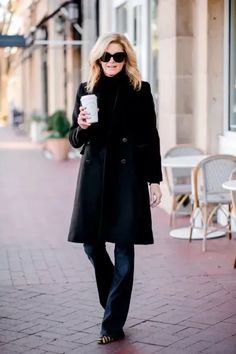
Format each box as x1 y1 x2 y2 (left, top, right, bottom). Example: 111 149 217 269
46 110 70 138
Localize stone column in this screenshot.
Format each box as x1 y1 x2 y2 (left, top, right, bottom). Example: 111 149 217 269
175 0 194 144
47 0 65 114
158 0 194 156
192 0 208 153
193 0 224 154
65 22 78 121
21 55 31 123
158 0 194 213
0 51 9 116
158 0 178 213
207 0 224 153
81 0 97 81
99 0 113 34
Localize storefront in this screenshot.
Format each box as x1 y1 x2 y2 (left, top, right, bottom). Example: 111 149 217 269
100 0 236 157
2 0 236 157
220 0 236 154
98 0 236 212
113 0 159 100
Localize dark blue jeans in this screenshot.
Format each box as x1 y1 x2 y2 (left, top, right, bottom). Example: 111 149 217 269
84 243 134 336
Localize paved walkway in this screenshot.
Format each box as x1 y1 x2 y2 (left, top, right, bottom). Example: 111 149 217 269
0 125 236 354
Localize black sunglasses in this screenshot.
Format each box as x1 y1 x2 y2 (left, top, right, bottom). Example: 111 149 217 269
100 51 127 63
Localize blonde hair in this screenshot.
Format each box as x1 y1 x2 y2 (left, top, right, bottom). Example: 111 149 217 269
87 32 141 92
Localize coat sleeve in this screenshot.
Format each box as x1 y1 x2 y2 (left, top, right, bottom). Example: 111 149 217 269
69 83 92 148
141 82 163 184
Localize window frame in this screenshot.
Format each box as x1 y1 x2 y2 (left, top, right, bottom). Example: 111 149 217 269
113 0 150 81
224 0 236 133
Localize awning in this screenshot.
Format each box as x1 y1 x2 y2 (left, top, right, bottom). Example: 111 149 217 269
0 35 26 47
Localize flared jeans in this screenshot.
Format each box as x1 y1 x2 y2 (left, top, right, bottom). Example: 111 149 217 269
84 243 134 336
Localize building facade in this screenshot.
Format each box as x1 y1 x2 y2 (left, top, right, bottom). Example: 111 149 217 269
0 0 236 213
1 0 235 155
0 0 98 127
99 0 236 158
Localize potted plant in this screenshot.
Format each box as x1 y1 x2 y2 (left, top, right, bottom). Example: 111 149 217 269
30 113 47 143
45 110 71 161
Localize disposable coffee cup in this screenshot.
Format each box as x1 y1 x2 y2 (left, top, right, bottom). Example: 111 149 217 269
81 94 98 123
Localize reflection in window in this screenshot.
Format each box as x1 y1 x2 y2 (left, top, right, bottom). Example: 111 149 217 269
133 5 142 72
229 0 236 131
150 1 158 104
116 3 128 35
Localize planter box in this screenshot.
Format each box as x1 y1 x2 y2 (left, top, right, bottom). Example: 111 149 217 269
46 138 70 161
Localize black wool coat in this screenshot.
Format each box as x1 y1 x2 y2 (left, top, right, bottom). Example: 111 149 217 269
68 73 162 245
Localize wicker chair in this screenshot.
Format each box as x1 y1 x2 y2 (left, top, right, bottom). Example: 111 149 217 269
190 155 236 252
164 145 204 227
229 168 236 268
230 168 236 216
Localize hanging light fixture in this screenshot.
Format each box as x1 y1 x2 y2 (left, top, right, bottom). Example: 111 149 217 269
66 3 78 24
35 26 47 40
55 14 65 34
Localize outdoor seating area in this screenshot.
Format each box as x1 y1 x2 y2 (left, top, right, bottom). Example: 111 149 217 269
163 147 236 262
163 145 204 227
190 154 236 252
222 168 236 268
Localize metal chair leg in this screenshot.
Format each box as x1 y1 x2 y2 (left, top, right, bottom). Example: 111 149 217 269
202 205 208 252
170 197 177 228
228 203 232 240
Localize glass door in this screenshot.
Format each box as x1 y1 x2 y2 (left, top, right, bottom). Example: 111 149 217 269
150 0 158 101
130 0 149 80
115 1 128 36
114 0 149 80
229 0 236 131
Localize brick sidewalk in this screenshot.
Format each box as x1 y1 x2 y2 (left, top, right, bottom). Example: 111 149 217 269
0 126 236 354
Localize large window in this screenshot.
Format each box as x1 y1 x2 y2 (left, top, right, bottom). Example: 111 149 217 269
229 0 236 131
114 0 158 88
150 0 158 100
132 4 144 75
116 2 128 35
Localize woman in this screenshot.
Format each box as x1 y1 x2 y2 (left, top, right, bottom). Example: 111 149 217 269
68 32 162 345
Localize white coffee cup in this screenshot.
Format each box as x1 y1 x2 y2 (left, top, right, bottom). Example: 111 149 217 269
81 94 98 123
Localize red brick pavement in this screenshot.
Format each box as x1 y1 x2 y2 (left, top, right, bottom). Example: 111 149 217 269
0 125 236 354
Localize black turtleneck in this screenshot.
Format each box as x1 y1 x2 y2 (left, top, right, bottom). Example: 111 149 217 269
96 71 128 133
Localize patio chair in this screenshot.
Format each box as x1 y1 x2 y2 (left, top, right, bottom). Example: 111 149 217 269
190 154 236 252
164 145 204 227
229 168 236 268
230 168 236 216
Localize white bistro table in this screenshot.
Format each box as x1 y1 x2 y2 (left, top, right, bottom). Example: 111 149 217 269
162 154 225 240
162 155 208 169
222 180 236 192
222 180 236 221
222 180 236 268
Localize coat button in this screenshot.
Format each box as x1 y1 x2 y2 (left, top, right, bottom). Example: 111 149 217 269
122 137 128 143
121 158 126 164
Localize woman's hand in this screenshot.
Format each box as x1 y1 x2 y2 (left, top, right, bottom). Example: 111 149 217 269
77 106 91 129
149 183 162 208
